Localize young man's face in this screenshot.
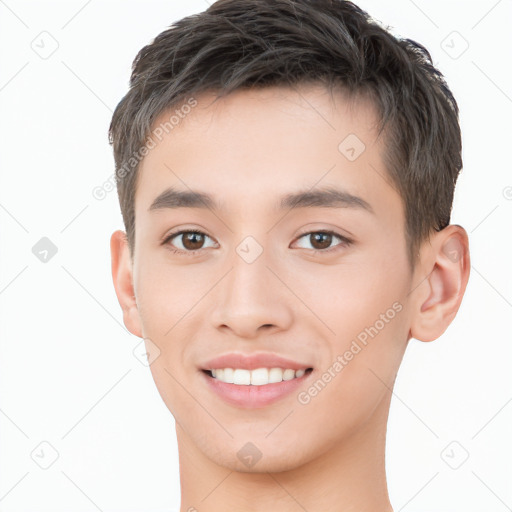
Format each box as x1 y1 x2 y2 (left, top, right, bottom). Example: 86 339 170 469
116 85 423 472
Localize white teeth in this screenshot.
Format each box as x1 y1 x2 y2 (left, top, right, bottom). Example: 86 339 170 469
209 367 309 385
222 368 234 383
233 369 251 385
250 368 268 386
268 367 284 383
282 369 295 381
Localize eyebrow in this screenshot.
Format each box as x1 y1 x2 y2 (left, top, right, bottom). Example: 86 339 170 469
148 186 374 214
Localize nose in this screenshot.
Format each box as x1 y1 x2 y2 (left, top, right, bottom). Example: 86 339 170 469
210 248 294 339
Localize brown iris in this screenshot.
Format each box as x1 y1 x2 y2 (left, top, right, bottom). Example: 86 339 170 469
181 232 206 250
309 232 333 250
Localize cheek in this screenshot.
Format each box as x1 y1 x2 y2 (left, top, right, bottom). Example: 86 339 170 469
302 254 410 391
134 255 214 337
134 258 215 407
306 261 405 337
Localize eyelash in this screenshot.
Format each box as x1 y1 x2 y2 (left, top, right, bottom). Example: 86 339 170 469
162 229 352 255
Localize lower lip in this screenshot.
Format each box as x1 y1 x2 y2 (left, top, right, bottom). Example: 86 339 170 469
201 370 313 409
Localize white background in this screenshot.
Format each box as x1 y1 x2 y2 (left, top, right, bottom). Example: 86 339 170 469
0 0 511 510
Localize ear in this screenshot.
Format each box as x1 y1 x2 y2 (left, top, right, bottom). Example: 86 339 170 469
410 225 470 342
110 230 143 338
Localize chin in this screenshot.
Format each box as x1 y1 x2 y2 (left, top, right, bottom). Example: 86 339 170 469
222 452 309 474
199 435 316 474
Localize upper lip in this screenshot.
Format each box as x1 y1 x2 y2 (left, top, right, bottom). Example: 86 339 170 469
201 352 314 371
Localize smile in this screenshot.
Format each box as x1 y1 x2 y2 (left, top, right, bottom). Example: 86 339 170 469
201 367 314 408
204 367 313 385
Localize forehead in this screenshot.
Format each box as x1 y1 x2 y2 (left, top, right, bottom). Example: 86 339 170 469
135 84 400 222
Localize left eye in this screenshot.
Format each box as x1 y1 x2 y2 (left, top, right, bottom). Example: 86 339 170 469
293 231 350 251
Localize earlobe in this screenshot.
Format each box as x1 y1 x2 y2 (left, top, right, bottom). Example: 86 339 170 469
410 225 470 342
110 230 143 338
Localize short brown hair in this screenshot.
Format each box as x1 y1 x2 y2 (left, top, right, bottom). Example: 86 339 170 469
109 0 462 266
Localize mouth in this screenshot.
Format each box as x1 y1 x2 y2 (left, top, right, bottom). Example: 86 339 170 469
200 367 315 409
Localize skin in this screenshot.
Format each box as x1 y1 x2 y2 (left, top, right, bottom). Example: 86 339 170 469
111 84 470 512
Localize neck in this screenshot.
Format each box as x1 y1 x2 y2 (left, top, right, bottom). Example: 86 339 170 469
177 391 394 512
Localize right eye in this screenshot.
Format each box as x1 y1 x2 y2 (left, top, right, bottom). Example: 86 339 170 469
162 229 218 254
